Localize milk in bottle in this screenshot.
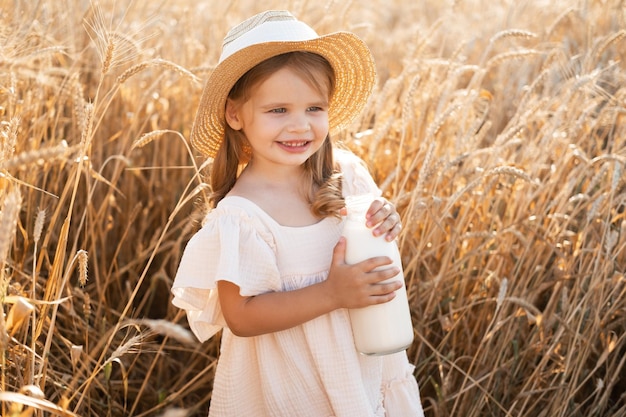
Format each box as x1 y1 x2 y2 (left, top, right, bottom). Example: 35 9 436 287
342 194 414 355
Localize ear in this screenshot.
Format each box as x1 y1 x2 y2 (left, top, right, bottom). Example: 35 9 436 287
225 99 243 131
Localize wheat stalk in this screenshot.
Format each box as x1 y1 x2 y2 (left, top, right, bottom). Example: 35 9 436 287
0 118 19 163
0 391 79 416
586 162 609 195
84 1 156 75
547 6 577 36
486 49 543 70
31 208 46 385
0 141 74 171
116 58 200 85
594 29 626 60
128 319 196 346
12 46 68 65
101 37 115 75
77 250 88 287
486 166 536 184
0 188 22 267
611 161 622 194
490 29 538 45
33 209 46 245
132 129 177 150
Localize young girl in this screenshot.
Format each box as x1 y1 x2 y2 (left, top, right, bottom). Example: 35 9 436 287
172 10 424 417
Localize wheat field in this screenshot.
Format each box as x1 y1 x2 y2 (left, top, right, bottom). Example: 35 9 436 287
0 0 625 416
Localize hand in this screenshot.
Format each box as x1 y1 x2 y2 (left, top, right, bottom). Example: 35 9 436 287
365 198 402 241
324 237 403 310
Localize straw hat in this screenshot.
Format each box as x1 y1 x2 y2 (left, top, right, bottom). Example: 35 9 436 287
190 10 376 158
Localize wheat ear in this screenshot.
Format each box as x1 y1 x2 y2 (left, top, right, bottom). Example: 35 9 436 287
0 188 22 267
116 58 200 85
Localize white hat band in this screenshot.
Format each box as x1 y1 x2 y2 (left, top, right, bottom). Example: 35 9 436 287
220 21 319 62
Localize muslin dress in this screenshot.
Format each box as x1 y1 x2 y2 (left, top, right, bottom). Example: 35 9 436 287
171 149 424 417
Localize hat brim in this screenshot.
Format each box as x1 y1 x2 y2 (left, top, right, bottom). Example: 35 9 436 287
190 32 376 158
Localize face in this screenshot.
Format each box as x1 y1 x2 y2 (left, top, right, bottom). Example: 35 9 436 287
224 66 330 172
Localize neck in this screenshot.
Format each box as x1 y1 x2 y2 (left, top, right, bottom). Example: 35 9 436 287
243 160 306 186
228 161 319 226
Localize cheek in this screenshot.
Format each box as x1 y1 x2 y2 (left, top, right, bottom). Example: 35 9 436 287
313 116 329 136
249 116 277 135
242 116 276 141
238 110 262 133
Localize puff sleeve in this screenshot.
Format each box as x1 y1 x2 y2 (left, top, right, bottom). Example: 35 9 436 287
171 206 281 342
335 148 383 198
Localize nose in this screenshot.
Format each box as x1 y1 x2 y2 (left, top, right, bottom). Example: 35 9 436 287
287 112 311 133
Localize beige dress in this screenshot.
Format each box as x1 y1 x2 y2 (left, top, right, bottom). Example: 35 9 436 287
172 149 424 417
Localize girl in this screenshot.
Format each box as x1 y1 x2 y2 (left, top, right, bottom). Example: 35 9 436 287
172 10 424 417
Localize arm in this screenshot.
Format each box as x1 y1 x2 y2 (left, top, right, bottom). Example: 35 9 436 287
217 237 402 337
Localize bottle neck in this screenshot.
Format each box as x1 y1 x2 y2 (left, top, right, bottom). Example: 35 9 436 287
345 194 375 222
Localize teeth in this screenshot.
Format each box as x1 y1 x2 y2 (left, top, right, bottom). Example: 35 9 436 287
282 141 307 147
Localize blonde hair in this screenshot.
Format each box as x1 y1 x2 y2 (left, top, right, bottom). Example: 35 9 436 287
210 51 344 217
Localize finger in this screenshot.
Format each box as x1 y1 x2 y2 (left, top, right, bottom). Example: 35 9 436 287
365 199 385 219
384 220 402 241
364 267 401 287
360 256 394 273
370 291 397 304
369 280 402 300
372 278 402 293
331 236 347 265
373 212 400 237
366 202 392 228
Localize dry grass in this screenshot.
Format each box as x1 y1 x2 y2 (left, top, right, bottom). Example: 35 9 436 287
0 0 625 416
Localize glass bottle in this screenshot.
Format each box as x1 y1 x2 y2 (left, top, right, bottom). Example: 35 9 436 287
342 194 414 355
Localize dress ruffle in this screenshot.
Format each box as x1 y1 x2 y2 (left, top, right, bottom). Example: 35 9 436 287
381 353 425 417
171 205 280 342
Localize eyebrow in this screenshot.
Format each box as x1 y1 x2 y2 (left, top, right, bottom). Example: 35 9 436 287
260 100 328 109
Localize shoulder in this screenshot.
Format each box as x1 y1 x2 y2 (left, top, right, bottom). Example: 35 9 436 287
207 196 262 221
334 147 377 180
333 147 382 197
200 197 277 250
334 147 367 168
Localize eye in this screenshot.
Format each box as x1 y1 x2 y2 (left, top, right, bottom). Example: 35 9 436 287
269 108 286 113
307 106 325 112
